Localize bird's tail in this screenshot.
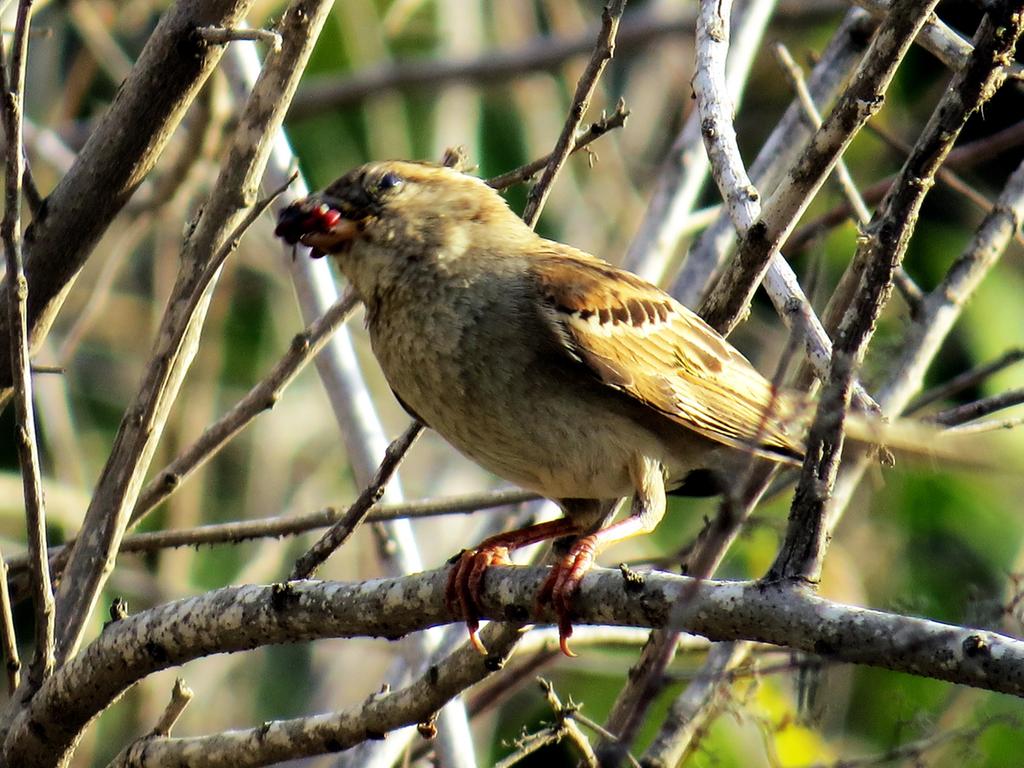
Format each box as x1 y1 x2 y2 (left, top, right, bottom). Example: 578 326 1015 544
842 411 1008 470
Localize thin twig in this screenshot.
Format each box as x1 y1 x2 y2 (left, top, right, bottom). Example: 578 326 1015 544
27 363 62 375
537 678 600 768
772 41 923 382
824 164 1024 594
151 678 194 737
0 14 22 696
807 715 1020 768
486 100 628 190
943 416 1024 436
867 120 1024 247
197 25 282 51
772 41 871 220
20 162 41 217
290 422 424 580
641 642 749 766
570 712 640 766
930 388 1024 427
905 348 1024 415
131 280 355 529
0 559 18 693
409 630 711 766
786 120 1024 255
4 489 538 589
944 118 1024 169
520 0 627 228
493 725 563 768
2 0 54 689
205 174 298 289
623 0 777 285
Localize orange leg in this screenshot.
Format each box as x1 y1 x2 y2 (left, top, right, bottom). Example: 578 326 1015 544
538 457 667 656
446 518 580 654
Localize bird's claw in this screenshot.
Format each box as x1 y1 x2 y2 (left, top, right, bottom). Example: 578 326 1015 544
537 535 598 657
445 545 512 655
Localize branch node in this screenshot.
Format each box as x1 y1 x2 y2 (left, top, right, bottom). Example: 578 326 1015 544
151 678 195 737
196 25 282 52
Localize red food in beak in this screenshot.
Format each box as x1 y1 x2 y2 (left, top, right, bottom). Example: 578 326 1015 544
275 201 359 257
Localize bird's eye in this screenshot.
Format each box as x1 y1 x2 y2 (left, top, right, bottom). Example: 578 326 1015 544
376 171 403 193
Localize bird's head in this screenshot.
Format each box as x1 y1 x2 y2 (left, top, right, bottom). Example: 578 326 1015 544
275 160 531 265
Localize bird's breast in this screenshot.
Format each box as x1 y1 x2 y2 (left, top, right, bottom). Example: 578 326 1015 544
366 289 701 500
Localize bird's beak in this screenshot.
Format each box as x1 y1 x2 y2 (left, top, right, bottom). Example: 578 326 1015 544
275 198 360 258
298 219 359 259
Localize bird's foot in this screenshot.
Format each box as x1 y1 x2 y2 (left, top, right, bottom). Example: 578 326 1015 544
536 534 598 657
445 545 512 655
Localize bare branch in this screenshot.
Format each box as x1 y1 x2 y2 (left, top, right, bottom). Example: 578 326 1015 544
7 567 1024 766
4 490 538 592
691 0 889 415
672 8 875 304
486 101 629 191
786 120 1024 256
536 678 600 768
521 0 627 228
0 0 258 395
132 290 358 526
0 560 18 694
50 0 334 666
769 4 1024 583
151 679 194 737
906 348 1024 415
640 642 749 767
931 388 1024 428
698 0 939 335
2 0 54 688
197 25 282 51
0 290 361 603
623 0 776 285
290 421 424 580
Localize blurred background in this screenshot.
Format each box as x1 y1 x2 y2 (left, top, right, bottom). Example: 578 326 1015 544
4 0 1024 765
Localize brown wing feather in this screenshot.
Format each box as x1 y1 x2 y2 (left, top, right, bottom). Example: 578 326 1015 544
529 245 805 462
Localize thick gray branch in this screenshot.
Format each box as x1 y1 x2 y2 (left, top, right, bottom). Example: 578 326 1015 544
5 567 1023 766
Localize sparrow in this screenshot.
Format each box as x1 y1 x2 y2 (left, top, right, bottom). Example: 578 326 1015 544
273 160 899 655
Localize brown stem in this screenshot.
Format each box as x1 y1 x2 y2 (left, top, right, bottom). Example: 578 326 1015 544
1 0 53 690
521 0 628 228
290 421 424 580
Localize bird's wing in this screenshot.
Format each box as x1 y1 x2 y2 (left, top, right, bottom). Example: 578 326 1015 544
529 246 805 462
